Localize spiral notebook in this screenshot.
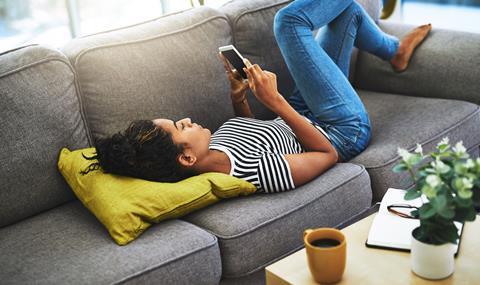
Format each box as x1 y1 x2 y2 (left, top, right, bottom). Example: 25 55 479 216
365 188 464 256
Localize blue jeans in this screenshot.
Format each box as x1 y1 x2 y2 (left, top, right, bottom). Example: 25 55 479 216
274 0 399 161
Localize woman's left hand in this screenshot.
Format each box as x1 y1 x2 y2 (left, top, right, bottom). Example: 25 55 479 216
218 53 249 102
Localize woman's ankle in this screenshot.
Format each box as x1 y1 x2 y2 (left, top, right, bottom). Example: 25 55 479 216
390 24 432 72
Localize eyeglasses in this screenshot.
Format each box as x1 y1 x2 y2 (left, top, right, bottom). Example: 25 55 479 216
387 204 419 219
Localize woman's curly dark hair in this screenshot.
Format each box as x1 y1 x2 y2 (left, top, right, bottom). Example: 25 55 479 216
80 120 193 182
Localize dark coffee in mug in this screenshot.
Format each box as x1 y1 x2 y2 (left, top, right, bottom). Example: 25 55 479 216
304 228 346 283
310 238 341 248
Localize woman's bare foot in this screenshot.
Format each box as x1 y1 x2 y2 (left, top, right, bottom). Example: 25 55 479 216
390 24 432 72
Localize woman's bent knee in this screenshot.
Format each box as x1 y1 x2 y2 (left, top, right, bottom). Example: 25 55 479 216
273 7 295 38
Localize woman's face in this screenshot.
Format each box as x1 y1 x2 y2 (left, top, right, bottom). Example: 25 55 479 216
152 118 211 161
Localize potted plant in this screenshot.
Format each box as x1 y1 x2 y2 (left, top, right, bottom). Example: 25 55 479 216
394 137 480 279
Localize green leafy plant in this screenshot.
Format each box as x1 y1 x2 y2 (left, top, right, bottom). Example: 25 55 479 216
394 137 480 245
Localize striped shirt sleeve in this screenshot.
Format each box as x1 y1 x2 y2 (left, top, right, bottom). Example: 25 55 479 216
257 153 295 193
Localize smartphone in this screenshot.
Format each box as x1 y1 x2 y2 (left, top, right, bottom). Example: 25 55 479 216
219 45 248 79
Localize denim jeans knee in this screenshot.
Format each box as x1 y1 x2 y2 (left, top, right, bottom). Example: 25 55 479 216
315 117 370 162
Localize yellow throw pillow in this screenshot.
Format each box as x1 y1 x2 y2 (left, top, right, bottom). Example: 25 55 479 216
57 147 256 245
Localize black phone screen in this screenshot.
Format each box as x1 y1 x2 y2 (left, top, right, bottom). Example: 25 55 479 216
221 49 247 79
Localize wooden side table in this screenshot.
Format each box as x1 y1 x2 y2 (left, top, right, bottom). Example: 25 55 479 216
265 213 480 285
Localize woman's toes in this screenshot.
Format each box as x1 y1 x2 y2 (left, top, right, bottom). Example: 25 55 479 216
390 24 432 72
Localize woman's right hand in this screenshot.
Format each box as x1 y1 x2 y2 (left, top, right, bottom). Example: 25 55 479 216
242 59 285 112
218 52 249 103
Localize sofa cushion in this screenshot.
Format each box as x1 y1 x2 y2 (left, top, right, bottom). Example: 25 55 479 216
352 90 480 202
58 147 256 245
219 0 382 119
0 45 91 227
354 21 480 105
0 201 222 285
62 7 235 139
184 163 371 278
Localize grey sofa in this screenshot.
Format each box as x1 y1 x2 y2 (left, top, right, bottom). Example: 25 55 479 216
1 0 479 284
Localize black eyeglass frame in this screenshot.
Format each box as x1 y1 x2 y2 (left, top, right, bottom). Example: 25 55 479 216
386 203 419 219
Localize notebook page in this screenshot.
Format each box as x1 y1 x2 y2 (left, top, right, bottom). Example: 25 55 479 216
367 188 462 250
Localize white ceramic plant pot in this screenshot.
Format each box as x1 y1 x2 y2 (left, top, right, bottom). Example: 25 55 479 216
411 232 456 280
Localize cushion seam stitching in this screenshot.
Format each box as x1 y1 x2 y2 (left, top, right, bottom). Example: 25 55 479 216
0 56 93 145
220 165 370 278
113 235 218 284
0 43 38 57
196 164 367 240
368 142 480 173
363 104 480 169
0 56 66 79
72 15 230 68
76 8 195 39
224 243 304 279
232 0 292 28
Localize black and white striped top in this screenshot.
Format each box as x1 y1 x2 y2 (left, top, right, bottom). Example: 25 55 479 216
209 116 330 193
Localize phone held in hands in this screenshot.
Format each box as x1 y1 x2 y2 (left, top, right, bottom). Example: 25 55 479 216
218 45 248 79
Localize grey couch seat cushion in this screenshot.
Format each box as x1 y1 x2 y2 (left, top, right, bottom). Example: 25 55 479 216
184 163 371 278
62 7 235 139
0 45 90 228
352 90 480 202
0 201 222 285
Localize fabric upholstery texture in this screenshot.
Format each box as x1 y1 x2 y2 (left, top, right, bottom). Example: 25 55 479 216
352 90 480 202
0 201 222 285
58 147 256 245
354 21 480 105
3 0 480 284
62 7 235 140
184 163 372 277
0 45 90 227
219 0 382 120
220 269 265 285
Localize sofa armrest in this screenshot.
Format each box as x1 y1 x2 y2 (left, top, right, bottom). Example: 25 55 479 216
354 21 480 105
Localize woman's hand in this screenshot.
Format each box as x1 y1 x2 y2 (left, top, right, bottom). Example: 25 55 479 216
218 52 249 103
242 59 285 112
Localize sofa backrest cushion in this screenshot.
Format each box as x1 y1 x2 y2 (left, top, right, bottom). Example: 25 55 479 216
219 0 382 119
354 21 480 105
62 7 234 139
0 45 91 227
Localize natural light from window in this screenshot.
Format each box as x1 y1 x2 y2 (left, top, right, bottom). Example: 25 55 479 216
0 0 229 53
1 0 479 54
386 0 480 34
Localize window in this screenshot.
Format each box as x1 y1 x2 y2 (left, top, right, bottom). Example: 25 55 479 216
401 0 480 33
384 0 480 34
0 0 230 53
77 0 164 37
0 0 70 52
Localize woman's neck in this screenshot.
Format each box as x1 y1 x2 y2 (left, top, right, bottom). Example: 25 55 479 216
192 149 231 175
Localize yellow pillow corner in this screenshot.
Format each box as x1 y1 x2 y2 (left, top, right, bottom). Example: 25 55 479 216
203 172 257 198
57 147 256 246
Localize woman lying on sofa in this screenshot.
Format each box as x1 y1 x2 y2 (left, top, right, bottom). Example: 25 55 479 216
82 0 431 193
